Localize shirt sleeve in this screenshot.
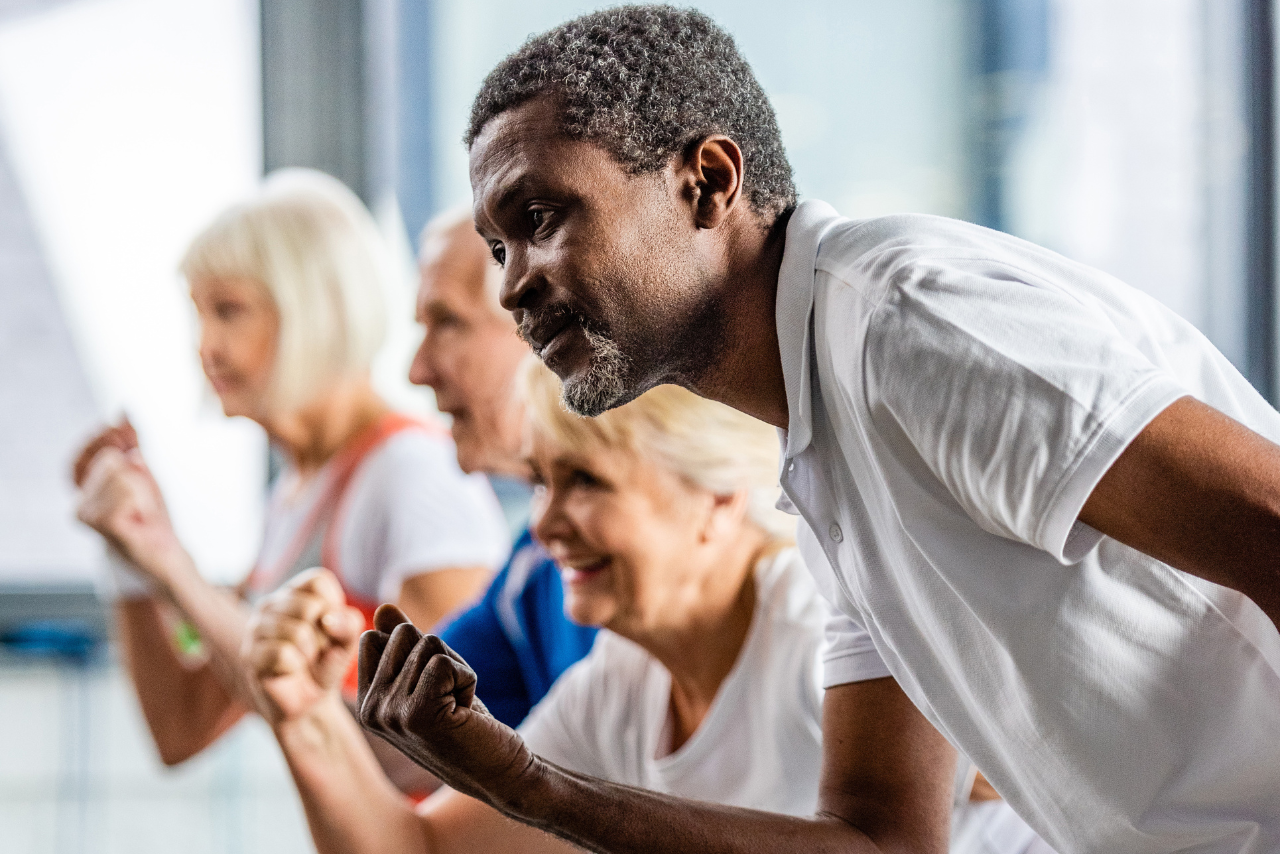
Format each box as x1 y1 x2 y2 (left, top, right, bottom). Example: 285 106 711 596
341 431 510 603
864 257 1187 563
797 523 893 687
822 609 894 688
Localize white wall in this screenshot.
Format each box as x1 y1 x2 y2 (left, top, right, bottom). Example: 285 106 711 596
427 0 975 220
0 0 266 583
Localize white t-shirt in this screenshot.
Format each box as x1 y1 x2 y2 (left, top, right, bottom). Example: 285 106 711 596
257 429 508 603
517 547 1049 854
517 548 826 816
775 200 1280 853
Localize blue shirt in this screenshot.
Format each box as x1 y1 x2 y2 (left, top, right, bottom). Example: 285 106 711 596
437 528 597 727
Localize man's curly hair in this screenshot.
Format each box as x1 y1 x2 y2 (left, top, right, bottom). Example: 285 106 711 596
465 5 796 222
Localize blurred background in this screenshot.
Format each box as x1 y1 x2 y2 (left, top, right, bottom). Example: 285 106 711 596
0 0 1274 850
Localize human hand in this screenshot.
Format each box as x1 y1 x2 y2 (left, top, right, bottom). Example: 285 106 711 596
242 568 365 727
73 419 184 583
357 605 539 807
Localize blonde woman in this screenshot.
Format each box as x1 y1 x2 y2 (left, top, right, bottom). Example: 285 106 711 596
73 169 508 769
243 359 818 853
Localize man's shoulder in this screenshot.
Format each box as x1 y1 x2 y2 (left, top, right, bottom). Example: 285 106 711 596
813 212 1017 285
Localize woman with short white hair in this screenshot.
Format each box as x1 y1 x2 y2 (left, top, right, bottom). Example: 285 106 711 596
241 358 1049 854
73 169 508 774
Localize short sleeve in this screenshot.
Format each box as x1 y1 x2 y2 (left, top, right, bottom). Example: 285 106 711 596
796 524 893 688
516 652 611 779
822 609 893 688
864 258 1187 563
340 431 510 603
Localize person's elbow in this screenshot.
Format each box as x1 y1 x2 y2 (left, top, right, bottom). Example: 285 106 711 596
151 727 207 767
811 810 947 854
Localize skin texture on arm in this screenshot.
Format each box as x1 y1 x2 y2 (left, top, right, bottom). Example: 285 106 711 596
245 569 576 854
115 597 248 765
279 692 577 854
1081 395 1280 628
357 606 956 854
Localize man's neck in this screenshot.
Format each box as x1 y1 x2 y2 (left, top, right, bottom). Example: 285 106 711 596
682 210 791 430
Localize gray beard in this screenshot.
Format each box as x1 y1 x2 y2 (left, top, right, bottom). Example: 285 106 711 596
560 325 631 417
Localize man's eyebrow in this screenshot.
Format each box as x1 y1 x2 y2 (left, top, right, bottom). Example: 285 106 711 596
488 174 533 222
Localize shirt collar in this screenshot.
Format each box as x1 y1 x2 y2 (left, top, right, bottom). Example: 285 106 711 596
775 199 842 461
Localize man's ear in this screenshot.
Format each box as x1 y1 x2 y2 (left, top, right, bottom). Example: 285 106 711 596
681 135 744 229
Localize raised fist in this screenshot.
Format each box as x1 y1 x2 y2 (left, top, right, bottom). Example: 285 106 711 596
73 419 182 583
357 605 539 806
242 568 365 727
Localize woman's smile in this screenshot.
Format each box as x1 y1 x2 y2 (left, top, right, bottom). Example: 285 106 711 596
558 555 611 586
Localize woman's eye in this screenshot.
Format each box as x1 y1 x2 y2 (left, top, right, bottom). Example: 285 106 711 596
489 242 506 267
215 302 243 321
570 469 600 488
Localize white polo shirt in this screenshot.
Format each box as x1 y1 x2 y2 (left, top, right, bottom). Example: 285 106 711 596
776 200 1280 854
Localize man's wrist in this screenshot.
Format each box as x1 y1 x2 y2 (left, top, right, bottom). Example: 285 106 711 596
491 751 561 825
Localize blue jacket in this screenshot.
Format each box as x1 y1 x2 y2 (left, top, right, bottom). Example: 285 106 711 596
437 528 598 727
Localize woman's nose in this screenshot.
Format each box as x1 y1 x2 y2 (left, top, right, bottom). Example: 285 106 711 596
531 487 573 548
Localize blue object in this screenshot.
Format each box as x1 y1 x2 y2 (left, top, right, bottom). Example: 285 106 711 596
0 620 101 663
438 528 598 727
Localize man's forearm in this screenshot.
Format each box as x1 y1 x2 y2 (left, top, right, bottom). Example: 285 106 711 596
496 759 886 854
278 695 428 854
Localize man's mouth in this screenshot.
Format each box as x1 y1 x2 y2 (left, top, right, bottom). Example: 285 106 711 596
519 305 583 358
558 556 610 585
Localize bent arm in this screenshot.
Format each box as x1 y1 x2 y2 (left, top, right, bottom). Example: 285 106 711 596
115 597 246 765
487 679 954 854
1081 395 1280 626
280 692 573 854
116 544 258 764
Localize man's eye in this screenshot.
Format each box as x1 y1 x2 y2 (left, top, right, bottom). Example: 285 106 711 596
489 242 506 267
530 209 545 230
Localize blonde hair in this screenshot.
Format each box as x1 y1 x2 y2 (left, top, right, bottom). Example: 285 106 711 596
180 168 390 414
521 357 794 543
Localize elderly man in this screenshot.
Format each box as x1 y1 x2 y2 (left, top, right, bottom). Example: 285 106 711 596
353 7 1280 854
408 211 597 727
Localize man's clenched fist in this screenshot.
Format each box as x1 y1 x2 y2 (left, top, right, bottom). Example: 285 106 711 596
242 568 365 727
357 606 541 807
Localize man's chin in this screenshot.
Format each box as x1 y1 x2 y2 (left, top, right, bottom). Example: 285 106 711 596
560 370 639 417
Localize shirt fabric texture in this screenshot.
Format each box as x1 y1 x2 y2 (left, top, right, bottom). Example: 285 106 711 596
515 547 1047 854
256 429 508 603
438 528 598 727
516 548 828 816
775 200 1280 854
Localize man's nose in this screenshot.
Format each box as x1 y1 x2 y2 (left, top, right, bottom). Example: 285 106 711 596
408 335 438 388
497 250 537 313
